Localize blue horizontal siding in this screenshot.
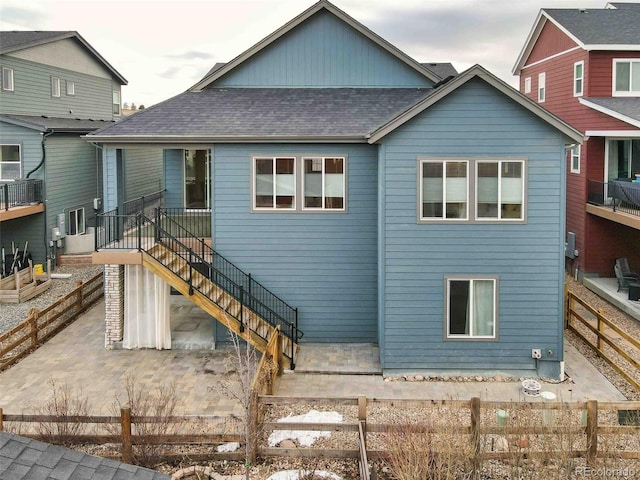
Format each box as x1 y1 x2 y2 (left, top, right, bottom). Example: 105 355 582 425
215 10 432 88
212 143 378 342
380 77 566 372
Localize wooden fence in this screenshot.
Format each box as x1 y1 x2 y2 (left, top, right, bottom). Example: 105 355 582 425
0 407 243 464
565 286 640 391
258 395 640 479
0 272 103 372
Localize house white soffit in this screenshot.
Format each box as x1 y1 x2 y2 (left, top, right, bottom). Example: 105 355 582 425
189 0 440 91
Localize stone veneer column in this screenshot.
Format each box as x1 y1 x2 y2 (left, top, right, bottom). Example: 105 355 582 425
104 264 124 349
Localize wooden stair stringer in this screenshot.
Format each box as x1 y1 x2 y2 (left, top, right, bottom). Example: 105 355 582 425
142 249 297 367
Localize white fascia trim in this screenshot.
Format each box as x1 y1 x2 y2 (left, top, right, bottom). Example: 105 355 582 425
520 46 582 71
585 130 640 138
584 44 640 51
579 98 640 128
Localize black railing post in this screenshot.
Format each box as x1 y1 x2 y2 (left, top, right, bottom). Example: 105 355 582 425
291 308 298 370
248 273 252 295
154 208 161 243
3 183 8 211
188 248 194 295
136 214 142 251
239 286 245 333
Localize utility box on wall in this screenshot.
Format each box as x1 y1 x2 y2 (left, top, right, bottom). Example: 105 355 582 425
565 232 576 259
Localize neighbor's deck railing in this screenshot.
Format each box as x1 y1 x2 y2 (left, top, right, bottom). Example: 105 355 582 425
0 179 44 211
587 179 640 218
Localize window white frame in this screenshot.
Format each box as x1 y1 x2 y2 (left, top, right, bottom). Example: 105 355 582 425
573 61 584 97
419 159 469 221
302 156 346 211
570 145 581 174
475 160 525 221
0 144 21 181
253 157 296 210
69 207 85 235
66 80 75 96
613 59 640 96
446 276 497 340
538 72 546 102
51 76 60 97
2 67 14 91
418 157 526 223
524 77 531 94
113 90 121 115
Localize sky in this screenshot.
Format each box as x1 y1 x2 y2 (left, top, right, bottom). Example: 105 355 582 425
0 0 634 108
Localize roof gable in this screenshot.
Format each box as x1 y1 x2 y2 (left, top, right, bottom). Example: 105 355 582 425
513 3 640 74
368 65 584 144
0 31 127 85
191 0 439 90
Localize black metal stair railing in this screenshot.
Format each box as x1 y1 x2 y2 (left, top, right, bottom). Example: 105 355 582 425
95 209 302 367
153 211 302 348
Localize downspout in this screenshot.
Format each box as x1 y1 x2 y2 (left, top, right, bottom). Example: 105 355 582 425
27 130 53 269
27 129 53 178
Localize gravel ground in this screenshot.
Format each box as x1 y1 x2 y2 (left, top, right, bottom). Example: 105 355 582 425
564 274 640 401
0 265 103 334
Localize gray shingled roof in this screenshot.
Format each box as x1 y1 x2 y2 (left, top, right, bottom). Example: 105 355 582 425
543 3 640 45
0 432 170 480
583 97 640 123
0 31 72 53
1 114 116 133
89 87 434 140
0 31 127 84
421 63 458 79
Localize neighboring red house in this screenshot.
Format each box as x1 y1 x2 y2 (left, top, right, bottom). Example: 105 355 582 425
513 2 640 279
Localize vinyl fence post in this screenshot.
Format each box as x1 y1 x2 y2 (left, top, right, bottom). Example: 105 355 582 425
121 407 133 464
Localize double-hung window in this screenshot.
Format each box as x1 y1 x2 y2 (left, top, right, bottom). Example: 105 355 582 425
254 157 295 209
570 145 581 174
2 67 14 91
69 207 85 235
51 76 60 97
113 90 121 115
66 80 75 96
476 160 524 220
524 77 531 94
573 61 584 97
447 277 497 339
303 157 345 210
538 72 546 102
420 160 468 220
0 144 21 181
613 59 640 96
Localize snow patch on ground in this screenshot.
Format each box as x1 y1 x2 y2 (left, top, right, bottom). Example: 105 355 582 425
266 470 342 480
267 410 343 447
216 441 240 453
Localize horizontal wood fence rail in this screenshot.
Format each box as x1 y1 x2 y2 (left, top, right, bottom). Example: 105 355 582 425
0 407 243 464
0 272 103 372
257 395 640 475
565 287 640 392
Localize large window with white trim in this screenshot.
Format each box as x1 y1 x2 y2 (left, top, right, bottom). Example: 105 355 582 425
0 144 21 181
303 157 345 210
573 61 584 97
613 59 640 96
446 277 497 339
254 157 296 209
607 139 640 181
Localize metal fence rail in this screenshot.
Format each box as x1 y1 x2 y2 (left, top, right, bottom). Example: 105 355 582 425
588 179 640 218
0 179 44 211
